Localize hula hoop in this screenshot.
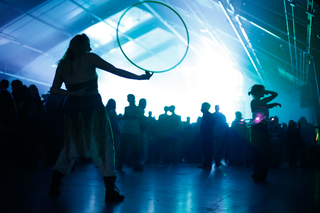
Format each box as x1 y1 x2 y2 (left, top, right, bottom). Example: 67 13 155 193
116 1 189 73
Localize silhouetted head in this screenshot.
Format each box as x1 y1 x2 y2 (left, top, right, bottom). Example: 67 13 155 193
0 79 9 90
164 106 169 113
11 79 23 92
248 84 265 98
28 84 38 94
298 116 308 126
68 34 91 54
215 105 220 112
127 94 135 104
148 111 152 117
11 79 22 87
235 111 242 119
58 34 91 76
169 105 175 113
274 115 279 123
288 120 296 128
201 102 211 112
106 98 116 112
27 84 40 100
138 98 147 109
60 34 91 62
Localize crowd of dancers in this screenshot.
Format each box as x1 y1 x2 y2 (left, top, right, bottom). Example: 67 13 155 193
0 33 319 202
1 78 317 173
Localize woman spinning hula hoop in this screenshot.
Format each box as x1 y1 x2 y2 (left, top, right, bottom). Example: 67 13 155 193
49 33 152 202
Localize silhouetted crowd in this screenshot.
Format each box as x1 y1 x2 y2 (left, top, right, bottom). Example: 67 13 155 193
0 79 66 169
0 78 319 171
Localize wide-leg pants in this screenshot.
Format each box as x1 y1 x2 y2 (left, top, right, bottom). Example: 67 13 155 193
54 94 116 177
250 122 271 181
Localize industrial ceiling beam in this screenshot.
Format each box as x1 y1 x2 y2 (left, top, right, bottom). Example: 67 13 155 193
0 0 73 37
218 0 270 87
69 0 171 64
184 1 234 61
236 0 320 55
306 0 314 54
283 0 295 75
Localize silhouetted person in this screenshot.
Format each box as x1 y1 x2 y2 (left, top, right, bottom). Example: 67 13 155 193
0 79 9 90
0 79 16 164
146 111 157 163
212 105 228 167
248 84 281 182
11 79 27 106
278 122 287 166
106 99 121 161
198 102 215 169
42 93 67 166
268 116 281 167
0 80 14 132
49 34 152 202
157 106 170 163
297 116 317 168
185 117 203 163
228 111 247 166
10 79 27 167
117 94 144 171
138 98 148 164
19 84 43 170
180 117 193 162
163 105 181 165
285 120 299 167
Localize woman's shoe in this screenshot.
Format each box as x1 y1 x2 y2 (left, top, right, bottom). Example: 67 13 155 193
49 170 64 197
103 176 125 202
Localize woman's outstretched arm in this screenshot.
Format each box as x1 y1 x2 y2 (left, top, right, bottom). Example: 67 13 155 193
89 53 152 80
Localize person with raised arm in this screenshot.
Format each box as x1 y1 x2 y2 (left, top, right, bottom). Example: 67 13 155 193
49 33 152 202
248 84 281 182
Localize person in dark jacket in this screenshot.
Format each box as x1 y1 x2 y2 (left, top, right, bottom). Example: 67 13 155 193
285 120 299 167
198 102 215 170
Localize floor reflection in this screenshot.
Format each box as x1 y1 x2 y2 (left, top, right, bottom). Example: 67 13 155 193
1 162 319 213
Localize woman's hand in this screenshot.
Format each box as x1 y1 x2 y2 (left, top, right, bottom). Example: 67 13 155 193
275 103 281 108
140 71 153 80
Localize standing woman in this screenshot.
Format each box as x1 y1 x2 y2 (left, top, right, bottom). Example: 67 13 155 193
49 34 152 202
248 84 281 182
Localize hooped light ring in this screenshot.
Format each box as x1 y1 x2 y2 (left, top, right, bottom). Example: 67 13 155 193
116 1 189 73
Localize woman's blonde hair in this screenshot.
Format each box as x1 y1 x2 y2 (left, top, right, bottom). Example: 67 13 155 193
58 34 90 76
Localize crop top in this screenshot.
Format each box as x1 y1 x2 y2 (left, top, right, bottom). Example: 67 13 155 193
247 106 269 126
65 77 98 91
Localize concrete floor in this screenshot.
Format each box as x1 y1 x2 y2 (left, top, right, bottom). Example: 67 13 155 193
1 161 319 213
